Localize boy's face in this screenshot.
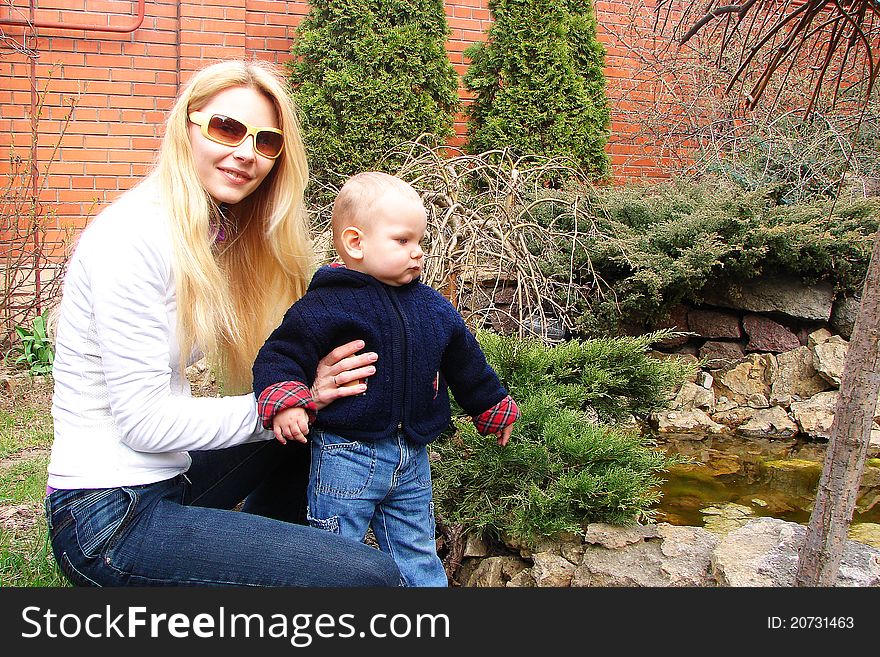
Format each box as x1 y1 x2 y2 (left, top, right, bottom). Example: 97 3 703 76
355 191 427 286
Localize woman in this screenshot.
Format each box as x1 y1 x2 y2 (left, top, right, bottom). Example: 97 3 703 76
44 60 400 586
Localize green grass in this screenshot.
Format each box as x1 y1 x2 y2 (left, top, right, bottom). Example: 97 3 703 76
0 408 53 459
1 513 67 587
0 374 67 587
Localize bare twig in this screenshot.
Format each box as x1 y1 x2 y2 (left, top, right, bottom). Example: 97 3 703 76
308 137 612 341
656 0 880 112
1 59 76 350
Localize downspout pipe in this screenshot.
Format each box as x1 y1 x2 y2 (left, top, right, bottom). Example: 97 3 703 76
0 0 145 33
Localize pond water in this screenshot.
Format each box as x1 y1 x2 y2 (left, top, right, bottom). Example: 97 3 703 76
652 433 880 532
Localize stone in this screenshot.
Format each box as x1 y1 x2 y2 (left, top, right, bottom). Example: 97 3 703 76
861 459 880 487
711 517 880 586
807 327 833 349
582 522 658 548
672 381 715 412
711 406 757 429
651 408 726 434
558 535 587 566
531 552 577 587
700 276 835 321
713 396 739 413
770 393 792 409
687 309 742 339
454 557 482 587
466 556 531 587
790 391 839 439
830 294 860 339
713 353 776 406
698 341 746 370
572 523 718 587
746 392 770 408
463 533 489 558
813 335 848 386
490 286 517 306
696 371 714 389
742 314 800 353
735 406 799 439
770 346 832 405
652 304 692 348
505 569 537 587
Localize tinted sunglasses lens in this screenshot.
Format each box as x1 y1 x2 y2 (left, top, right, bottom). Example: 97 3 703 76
206 115 247 146
255 131 284 158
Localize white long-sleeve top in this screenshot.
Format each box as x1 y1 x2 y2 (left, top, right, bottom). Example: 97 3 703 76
48 178 271 490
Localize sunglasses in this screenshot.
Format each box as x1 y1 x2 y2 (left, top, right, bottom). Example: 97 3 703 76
188 111 285 159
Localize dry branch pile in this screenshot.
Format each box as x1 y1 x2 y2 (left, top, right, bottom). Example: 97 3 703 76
307 140 606 341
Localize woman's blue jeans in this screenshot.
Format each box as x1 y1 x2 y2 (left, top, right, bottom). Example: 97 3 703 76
307 430 448 587
45 439 401 587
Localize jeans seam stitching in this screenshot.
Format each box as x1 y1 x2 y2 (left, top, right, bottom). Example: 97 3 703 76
61 552 102 587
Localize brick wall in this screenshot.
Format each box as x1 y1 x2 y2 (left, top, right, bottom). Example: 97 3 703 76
1 0 674 246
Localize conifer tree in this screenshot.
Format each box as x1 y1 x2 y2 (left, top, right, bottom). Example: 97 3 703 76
288 0 460 182
464 0 610 177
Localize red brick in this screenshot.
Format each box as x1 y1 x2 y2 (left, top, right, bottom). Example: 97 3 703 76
3 0 692 248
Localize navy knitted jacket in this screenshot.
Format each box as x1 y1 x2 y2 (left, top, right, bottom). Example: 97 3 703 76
252 266 509 446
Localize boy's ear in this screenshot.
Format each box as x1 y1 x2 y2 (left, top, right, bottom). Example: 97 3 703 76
338 226 364 261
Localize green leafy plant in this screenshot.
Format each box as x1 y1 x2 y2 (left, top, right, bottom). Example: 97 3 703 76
463 0 610 179
432 330 692 547
6 312 54 375
288 0 460 185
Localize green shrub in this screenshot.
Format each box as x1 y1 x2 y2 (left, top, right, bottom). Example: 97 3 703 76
463 0 609 178
432 331 692 546
289 0 460 184
537 178 880 336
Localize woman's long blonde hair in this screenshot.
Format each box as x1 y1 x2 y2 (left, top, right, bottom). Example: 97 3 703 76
155 60 312 392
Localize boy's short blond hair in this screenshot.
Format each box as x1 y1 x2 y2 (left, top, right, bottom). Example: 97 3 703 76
331 172 423 238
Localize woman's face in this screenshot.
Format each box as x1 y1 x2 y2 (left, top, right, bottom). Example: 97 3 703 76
188 86 280 205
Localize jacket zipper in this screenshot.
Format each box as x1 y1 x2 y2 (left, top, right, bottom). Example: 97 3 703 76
384 287 408 431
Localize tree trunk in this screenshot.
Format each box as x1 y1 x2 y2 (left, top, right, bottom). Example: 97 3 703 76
795 229 880 586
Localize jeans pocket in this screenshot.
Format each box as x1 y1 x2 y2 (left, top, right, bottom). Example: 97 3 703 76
69 488 136 558
312 431 376 498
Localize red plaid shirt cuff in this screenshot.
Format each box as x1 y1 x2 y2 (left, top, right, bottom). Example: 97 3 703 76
257 381 317 429
472 395 520 435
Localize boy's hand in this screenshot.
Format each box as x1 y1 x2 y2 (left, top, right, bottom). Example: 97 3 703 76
272 406 310 444
496 424 513 447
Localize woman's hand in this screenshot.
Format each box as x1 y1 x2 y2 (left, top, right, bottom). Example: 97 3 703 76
311 339 377 410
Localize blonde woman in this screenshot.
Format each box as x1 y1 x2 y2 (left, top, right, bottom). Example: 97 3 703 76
45 60 399 586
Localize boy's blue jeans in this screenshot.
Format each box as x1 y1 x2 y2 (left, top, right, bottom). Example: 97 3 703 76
307 429 448 587
45 439 401 587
